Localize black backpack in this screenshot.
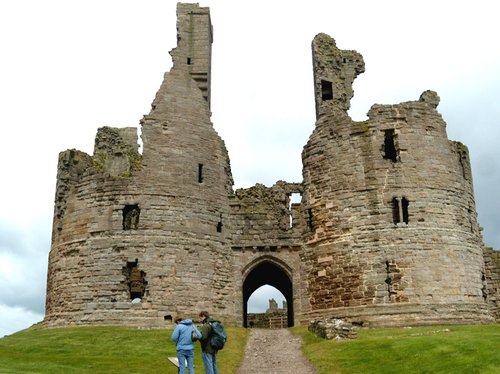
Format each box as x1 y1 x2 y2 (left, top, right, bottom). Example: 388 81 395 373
208 320 227 350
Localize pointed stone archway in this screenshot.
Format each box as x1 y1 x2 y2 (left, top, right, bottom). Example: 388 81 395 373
242 256 294 327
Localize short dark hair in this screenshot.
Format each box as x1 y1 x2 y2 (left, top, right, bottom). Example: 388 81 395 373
199 311 210 318
174 317 183 324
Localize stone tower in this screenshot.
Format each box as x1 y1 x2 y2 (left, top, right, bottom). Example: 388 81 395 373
300 33 494 325
44 3 499 329
45 3 235 327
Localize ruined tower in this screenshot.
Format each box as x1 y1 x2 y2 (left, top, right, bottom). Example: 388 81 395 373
300 33 494 325
45 3 498 329
45 3 235 326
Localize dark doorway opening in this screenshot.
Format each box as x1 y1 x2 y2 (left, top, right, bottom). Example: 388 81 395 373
242 259 293 328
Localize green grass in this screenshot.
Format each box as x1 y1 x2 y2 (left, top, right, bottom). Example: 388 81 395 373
0 323 248 374
1 323 499 373
291 324 500 374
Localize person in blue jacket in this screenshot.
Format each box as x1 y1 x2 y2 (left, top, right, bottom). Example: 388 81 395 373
171 316 202 374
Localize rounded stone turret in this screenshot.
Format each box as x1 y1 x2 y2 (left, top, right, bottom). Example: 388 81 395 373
45 3 235 328
300 35 492 326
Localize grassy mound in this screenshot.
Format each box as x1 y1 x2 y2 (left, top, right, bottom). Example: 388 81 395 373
0 324 248 373
1 323 498 373
292 324 500 374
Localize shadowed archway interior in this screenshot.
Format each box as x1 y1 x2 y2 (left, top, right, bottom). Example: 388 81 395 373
243 261 293 327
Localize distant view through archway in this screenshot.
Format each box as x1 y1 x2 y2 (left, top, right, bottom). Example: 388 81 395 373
242 259 293 328
247 285 288 328
248 285 285 313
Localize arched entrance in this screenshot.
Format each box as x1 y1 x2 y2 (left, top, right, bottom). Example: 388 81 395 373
242 257 293 327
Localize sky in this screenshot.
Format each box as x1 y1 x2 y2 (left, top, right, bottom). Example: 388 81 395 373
1 0 499 337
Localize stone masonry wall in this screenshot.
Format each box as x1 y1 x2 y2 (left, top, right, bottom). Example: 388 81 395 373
299 33 494 326
45 3 498 330
45 3 236 328
484 247 500 320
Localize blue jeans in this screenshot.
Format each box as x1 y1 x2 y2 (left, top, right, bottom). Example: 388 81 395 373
177 349 194 374
201 351 219 374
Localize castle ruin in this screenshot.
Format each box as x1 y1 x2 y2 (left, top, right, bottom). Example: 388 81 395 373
44 3 500 329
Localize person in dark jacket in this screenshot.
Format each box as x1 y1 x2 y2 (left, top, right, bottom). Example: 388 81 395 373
171 317 202 374
198 311 219 374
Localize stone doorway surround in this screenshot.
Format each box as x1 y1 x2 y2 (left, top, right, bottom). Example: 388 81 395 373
241 256 294 327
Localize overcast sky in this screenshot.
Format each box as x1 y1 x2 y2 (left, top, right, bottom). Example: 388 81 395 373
1 0 499 337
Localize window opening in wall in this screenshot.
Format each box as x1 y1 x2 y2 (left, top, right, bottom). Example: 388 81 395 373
481 272 488 301
383 129 398 162
392 198 399 224
137 126 144 155
198 163 204 183
123 204 140 230
288 193 301 228
321 80 333 100
307 208 314 231
217 213 223 232
401 197 409 224
123 259 147 301
187 57 192 65
385 260 394 301
392 197 409 225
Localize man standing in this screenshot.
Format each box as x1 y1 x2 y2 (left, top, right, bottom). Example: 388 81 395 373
198 311 219 374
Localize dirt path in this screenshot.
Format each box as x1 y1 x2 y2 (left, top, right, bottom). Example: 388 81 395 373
236 328 317 374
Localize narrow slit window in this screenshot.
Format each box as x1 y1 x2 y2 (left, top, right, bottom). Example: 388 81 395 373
216 213 223 232
401 197 409 224
288 193 301 228
187 57 192 65
392 198 400 224
307 208 314 231
385 260 393 300
383 129 398 162
321 80 333 100
198 163 204 183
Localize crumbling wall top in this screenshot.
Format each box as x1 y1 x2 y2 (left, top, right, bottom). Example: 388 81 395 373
93 126 141 177
312 33 365 118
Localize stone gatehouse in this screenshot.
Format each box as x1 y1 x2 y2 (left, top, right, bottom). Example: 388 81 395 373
44 3 499 329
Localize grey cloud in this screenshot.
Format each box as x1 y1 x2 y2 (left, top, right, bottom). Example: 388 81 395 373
0 221 48 314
